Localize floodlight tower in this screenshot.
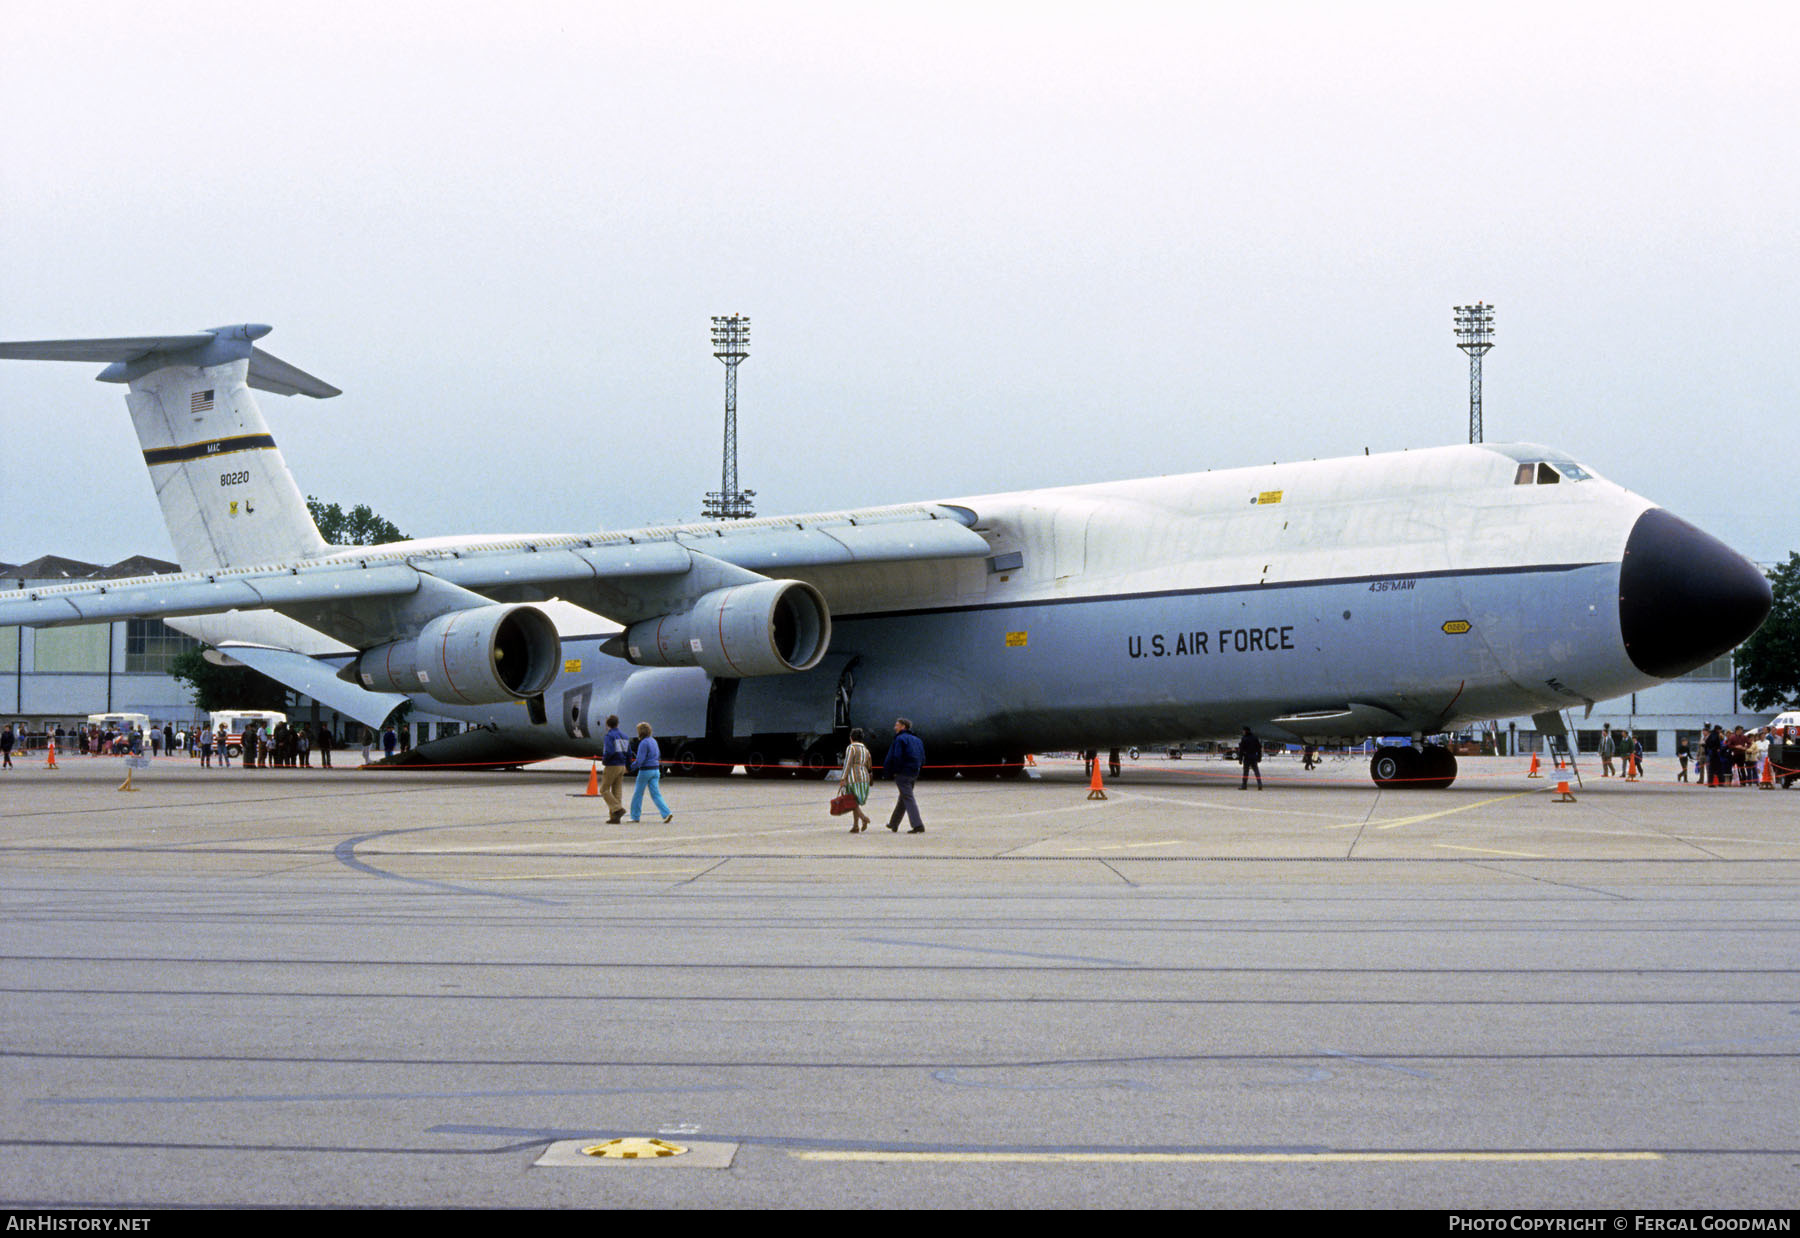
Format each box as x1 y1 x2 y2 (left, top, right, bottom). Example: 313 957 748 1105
702 314 757 520
1453 302 1495 444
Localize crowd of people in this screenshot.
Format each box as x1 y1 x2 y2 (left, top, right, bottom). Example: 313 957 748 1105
206 719 339 769
1598 721 1794 786
1689 723 1793 787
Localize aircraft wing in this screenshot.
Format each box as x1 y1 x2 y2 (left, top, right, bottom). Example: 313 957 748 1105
0 503 988 649
215 643 409 730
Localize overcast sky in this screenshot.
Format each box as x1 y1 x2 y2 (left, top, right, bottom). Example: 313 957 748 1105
3 0 1794 568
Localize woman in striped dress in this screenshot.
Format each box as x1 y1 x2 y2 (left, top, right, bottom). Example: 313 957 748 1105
840 728 873 833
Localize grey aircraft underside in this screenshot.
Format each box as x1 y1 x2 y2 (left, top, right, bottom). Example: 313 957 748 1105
0 324 1772 788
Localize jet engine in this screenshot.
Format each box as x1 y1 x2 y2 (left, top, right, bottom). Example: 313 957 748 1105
612 580 830 677
348 604 561 705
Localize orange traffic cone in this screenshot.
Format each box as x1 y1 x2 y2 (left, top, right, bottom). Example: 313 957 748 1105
1087 757 1107 800
1025 754 1037 766
44 744 58 771
1527 752 1541 778
1553 779 1576 803
1761 759 1774 789
585 761 600 797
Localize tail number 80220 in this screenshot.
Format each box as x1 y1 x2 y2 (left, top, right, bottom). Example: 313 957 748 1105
219 470 250 486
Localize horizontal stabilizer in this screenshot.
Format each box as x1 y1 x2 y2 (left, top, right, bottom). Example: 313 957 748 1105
219 643 408 730
247 346 340 398
0 334 216 362
0 324 339 397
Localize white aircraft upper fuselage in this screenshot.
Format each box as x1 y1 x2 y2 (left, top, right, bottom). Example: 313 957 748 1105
0 324 1771 786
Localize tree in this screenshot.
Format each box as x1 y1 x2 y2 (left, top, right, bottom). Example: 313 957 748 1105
168 647 290 714
306 497 409 546
1737 552 1800 712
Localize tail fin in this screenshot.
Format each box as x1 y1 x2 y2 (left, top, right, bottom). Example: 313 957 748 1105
0 324 336 570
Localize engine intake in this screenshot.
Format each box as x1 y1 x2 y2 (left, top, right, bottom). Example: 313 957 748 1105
615 580 830 677
350 604 561 705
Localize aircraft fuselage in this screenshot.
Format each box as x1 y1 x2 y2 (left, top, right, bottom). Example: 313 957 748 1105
355 441 1765 772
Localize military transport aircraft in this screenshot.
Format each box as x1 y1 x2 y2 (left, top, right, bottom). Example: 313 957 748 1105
0 324 1773 788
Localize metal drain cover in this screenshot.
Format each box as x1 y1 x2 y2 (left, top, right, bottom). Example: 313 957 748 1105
536 1138 737 1169
585 1137 686 1159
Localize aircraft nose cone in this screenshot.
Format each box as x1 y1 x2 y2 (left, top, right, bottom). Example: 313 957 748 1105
1619 508 1771 678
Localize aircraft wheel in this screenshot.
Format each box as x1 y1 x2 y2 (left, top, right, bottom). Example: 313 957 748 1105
1418 744 1458 790
796 744 836 781
993 752 1031 779
743 751 782 780
674 743 733 777
965 752 1010 779
1370 745 1418 789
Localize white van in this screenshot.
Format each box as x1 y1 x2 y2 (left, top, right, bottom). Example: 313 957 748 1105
208 709 287 758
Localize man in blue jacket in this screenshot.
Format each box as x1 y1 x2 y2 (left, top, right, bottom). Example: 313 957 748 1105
600 713 630 823
883 717 926 833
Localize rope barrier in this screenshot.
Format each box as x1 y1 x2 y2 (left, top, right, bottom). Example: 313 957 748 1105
30 744 1797 783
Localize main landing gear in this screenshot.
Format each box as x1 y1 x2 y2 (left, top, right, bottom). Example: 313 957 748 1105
1369 743 1457 790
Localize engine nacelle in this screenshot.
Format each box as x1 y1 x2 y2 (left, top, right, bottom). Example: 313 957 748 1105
350 604 561 705
616 580 830 677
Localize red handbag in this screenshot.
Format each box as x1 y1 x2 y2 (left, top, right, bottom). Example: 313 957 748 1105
829 792 857 816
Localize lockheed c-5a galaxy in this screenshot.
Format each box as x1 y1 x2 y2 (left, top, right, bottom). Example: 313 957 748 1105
0 324 1772 788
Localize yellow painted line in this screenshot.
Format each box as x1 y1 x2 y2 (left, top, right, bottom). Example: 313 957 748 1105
791 1150 1660 1164
1126 792 1343 821
1055 839 1185 854
1321 791 1533 831
1432 843 1546 858
466 868 710 881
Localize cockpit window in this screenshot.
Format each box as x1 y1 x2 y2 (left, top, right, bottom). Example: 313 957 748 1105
1513 458 1593 485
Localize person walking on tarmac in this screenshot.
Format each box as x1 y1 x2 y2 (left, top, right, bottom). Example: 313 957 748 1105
1238 726 1264 790
884 717 927 833
839 727 874 833
628 721 673 823
599 714 630 824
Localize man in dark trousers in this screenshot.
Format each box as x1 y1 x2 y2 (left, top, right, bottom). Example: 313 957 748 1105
1238 726 1264 790
884 717 927 833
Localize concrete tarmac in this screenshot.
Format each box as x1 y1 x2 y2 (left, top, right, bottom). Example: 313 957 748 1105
1 751 1796 1209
